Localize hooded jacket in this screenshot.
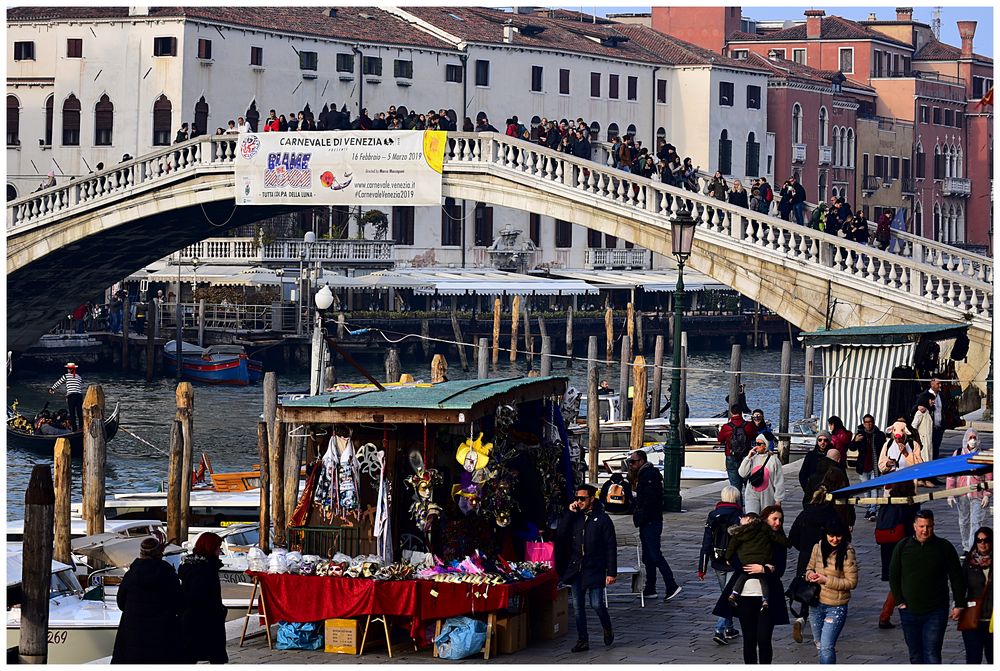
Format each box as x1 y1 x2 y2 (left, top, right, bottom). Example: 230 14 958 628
112 557 183 663
556 500 618 589
699 501 744 573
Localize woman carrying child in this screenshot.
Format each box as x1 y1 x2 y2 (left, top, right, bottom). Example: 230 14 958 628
804 519 858 664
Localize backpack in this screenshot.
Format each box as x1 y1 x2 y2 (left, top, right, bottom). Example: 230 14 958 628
727 421 750 460
708 514 732 562
762 183 773 203
599 472 633 514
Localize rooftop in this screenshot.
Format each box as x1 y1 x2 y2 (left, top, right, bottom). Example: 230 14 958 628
728 14 912 49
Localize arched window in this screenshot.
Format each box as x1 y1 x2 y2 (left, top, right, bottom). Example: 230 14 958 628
589 121 600 142
819 106 829 146
43 95 53 146
62 94 80 146
831 127 840 166
933 203 942 242
718 129 732 175
7 184 18 201
193 96 209 137
607 123 619 142
152 94 172 146
94 94 113 146
745 131 760 177
245 100 259 133
955 146 963 178
6 95 19 146
846 128 855 168
625 123 637 139
956 204 964 242
791 103 802 144
656 127 666 141
818 172 828 203
913 202 923 237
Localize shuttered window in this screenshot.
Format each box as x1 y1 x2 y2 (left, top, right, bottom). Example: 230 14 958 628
94 94 113 146
7 95 19 146
152 95 172 146
62 94 81 146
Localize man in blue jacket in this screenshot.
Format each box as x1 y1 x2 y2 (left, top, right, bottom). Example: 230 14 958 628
556 484 617 653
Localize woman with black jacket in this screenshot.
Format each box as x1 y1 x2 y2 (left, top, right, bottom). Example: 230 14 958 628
961 526 993 663
111 537 183 664
179 532 229 664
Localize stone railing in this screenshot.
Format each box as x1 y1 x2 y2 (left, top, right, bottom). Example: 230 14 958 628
443 132 992 322
178 237 259 263
584 247 648 269
262 239 394 264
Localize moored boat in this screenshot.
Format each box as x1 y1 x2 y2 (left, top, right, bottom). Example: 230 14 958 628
162 340 263 385
6 402 120 458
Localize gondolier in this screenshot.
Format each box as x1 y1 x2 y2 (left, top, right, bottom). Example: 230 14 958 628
49 362 84 431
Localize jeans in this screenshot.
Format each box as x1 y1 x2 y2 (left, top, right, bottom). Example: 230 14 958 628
956 495 990 553
570 579 611 642
638 520 678 594
714 570 734 633
962 620 993 664
809 603 848 664
737 596 774 664
725 454 744 493
858 470 878 517
794 202 806 225
899 607 948 664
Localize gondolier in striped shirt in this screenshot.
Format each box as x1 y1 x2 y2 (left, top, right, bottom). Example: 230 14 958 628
49 362 84 431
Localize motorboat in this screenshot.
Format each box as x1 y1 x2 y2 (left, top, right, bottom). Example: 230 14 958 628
6 402 120 458
162 340 263 385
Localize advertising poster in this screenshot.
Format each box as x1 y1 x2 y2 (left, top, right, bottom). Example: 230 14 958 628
233 130 447 206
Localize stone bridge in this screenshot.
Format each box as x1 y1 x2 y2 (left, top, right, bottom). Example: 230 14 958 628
7 133 992 388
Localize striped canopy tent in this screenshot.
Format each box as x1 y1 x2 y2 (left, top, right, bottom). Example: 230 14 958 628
799 324 969 431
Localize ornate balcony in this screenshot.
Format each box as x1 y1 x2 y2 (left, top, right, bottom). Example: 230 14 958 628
585 247 648 269
178 237 396 266
942 177 971 197
792 144 807 163
818 146 832 165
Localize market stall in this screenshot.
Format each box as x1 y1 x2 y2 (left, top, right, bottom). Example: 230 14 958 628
244 376 574 658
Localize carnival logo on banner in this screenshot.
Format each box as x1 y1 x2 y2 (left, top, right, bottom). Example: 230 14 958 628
320 170 353 191
239 134 261 160
264 152 313 190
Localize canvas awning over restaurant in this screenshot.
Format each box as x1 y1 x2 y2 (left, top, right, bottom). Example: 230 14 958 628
543 269 728 292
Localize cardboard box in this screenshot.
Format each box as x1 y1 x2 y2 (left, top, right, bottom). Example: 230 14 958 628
530 587 568 641
494 612 528 654
324 618 361 654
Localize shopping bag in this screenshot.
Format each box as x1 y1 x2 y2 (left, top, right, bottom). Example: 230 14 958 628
274 621 324 650
434 616 487 660
524 541 555 567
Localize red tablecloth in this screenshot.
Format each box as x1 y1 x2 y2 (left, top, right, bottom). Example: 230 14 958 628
247 570 558 626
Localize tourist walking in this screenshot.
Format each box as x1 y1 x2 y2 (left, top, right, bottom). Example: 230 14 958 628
790 176 807 225
749 409 776 450
911 377 951 460
889 509 966 664
960 526 993 664
556 484 617 652
788 484 843 643
946 428 992 555
628 451 682 601
826 416 850 466
804 519 858 664
718 404 756 493
698 485 744 645
850 414 886 521
179 533 229 664
712 506 789 664
111 537 183 664
738 435 784 514
48 362 84 431
798 431 835 505
875 480 919 629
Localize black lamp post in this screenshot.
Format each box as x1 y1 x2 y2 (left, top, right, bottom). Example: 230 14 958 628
664 206 697 512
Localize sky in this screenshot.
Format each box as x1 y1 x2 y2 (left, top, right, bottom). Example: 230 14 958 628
542 2 995 57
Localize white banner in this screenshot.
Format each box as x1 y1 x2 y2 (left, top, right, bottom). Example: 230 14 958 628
233 130 447 206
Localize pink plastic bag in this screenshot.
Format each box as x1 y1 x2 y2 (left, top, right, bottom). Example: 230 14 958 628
524 541 555 567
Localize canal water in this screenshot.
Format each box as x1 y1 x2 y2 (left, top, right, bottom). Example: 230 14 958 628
6 348 822 520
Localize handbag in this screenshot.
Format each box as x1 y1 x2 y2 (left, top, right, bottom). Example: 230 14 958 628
524 541 555 567
747 454 770 488
874 524 905 545
958 575 990 631
785 576 820 619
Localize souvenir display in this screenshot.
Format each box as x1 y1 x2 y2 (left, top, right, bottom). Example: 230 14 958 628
314 429 362 522
455 432 493 472
405 451 442 532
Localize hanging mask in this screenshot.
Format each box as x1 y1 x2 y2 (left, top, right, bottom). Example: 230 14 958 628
456 433 493 472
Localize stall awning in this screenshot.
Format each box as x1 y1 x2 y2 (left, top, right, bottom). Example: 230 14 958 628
800 324 968 347
544 269 728 292
395 268 597 296
129 264 281 287
818 342 916 432
832 451 992 498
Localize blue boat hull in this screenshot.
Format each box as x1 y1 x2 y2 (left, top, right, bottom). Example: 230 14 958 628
163 352 252 385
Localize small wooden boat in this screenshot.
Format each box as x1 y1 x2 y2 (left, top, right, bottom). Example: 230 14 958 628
162 340 263 385
6 403 120 457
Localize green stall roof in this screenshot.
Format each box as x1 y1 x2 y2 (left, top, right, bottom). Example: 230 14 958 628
278 376 568 425
799 323 969 347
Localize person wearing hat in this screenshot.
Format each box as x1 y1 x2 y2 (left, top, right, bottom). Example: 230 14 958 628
48 363 84 431
798 431 834 507
179 533 228 664
111 536 183 664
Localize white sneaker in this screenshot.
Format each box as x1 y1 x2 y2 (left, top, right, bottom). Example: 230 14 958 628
664 586 683 602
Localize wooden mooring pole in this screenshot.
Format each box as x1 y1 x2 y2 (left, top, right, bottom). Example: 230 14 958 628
492 298 501 372
420 319 431 359
52 438 72 567
145 310 156 382
121 293 130 371
604 306 614 364
540 336 552 377
451 309 469 371
779 340 792 464
728 344 742 413
82 385 106 536
431 354 448 383
166 419 183 545
20 465 55 665
176 381 194 541
804 345 816 419
630 356 648 453
385 347 401 383
477 337 489 379
564 297 575 367
257 421 271 553
619 336 632 420
270 421 286 548
509 296 521 364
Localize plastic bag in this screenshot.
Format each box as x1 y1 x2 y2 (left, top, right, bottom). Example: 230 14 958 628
274 621 323 650
268 551 288 574
434 616 487 660
524 541 555 567
247 547 268 573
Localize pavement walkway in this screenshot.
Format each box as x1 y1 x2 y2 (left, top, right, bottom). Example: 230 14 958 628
227 430 990 664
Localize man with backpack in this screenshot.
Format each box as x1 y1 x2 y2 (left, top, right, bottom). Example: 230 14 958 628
628 451 682 602
698 485 744 645
717 405 757 492
756 177 773 215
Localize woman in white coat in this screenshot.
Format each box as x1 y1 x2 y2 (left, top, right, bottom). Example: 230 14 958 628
738 435 784 514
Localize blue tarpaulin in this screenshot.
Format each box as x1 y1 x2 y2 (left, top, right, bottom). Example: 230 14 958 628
832 451 991 497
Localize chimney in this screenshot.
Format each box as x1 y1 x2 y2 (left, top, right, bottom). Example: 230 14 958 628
896 8 913 22
957 21 976 58
804 9 824 39
868 13 878 22
129 6 149 16
503 19 515 44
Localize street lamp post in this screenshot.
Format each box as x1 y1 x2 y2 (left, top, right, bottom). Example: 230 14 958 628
312 285 334 395
664 206 697 512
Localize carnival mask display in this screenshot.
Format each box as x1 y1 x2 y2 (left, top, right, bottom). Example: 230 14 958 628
456 433 493 473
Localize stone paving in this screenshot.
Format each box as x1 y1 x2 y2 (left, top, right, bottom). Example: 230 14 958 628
227 430 991 664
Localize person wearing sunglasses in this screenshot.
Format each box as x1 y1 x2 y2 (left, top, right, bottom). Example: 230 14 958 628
946 429 992 556
851 414 886 521
889 509 967 664
960 527 993 664
738 435 784 515
555 484 617 653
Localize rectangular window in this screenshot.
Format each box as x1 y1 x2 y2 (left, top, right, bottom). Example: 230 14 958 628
792 48 806 65
7 100 19 146
445 63 463 83
934 152 945 179
719 81 734 107
587 228 602 249
590 72 601 98
768 48 786 60
919 105 929 123
862 153 870 177
901 158 911 179
62 112 80 147
529 213 541 247
66 38 83 58
656 79 667 104
915 150 925 178
197 38 212 60
944 108 954 126
609 74 619 99
891 157 900 180
972 76 992 99
392 207 414 246
14 41 35 61
531 66 543 92
559 69 570 95
955 112 963 129
153 36 177 57
839 48 854 74
394 59 412 78
335 53 354 73
250 46 263 66
731 49 749 59
299 51 318 71
746 85 761 109
475 59 490 86
362 56 382 76
932 107 941 125
555 219 573 248
474 205 493 247
873 50 883 77
441 198 462 246
627 76 638 101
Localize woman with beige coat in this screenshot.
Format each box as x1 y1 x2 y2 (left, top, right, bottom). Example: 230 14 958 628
804 519 858 664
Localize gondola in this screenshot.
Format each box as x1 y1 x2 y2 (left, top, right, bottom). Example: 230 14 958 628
6 402 120 457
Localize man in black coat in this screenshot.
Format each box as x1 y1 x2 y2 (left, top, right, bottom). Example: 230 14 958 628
112 537 183 664
798 430 836 505
628 451 682 601
556 484 617 653
851 413 887 520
